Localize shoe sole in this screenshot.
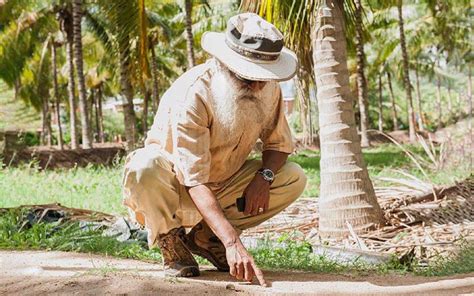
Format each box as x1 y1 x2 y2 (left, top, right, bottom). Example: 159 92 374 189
165 266 200 277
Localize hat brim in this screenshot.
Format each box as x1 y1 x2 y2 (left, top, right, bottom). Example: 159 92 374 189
201 32 298 82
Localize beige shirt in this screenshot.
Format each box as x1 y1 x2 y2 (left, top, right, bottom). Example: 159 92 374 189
145 58 294 188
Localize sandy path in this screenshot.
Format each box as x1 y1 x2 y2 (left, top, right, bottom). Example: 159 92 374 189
0 250 473 295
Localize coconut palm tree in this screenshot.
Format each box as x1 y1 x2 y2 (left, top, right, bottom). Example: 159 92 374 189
312 0 383 237
386 71 399 130
354 0 370 147
51 38 64 150
72 0 93 148
242 0 384 238
58 4 80 149
396 0 416 142
184 0 196 68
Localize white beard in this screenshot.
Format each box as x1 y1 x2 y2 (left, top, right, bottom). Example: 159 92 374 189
209 65 269 141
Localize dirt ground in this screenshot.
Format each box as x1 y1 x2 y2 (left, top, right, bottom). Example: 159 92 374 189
0 251 473 295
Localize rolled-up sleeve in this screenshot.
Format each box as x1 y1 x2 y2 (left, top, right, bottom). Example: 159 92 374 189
260 87 294 154
172 90 211 187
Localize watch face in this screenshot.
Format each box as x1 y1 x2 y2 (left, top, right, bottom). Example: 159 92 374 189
262 169 274 180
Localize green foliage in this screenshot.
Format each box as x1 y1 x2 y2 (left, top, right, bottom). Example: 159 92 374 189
251 233 345 272
417 243 474 276
0 208 162 261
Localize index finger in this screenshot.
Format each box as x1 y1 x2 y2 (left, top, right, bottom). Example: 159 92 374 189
251 261 267 287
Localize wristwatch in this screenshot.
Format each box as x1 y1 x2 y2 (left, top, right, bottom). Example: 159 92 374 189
256 168 275 184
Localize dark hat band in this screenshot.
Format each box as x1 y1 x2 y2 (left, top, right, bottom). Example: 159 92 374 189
225 38 280 61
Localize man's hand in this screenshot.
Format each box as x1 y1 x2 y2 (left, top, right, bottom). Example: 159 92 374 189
243 175 270 216
226 238 267 286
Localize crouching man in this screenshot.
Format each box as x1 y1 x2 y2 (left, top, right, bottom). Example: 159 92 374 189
122 13 307 286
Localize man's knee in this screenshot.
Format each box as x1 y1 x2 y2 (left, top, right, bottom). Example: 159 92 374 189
124 147 172 184
280 162 307 199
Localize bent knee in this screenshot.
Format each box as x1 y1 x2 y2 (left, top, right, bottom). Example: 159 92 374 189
124 147 172 183
280 162 307 197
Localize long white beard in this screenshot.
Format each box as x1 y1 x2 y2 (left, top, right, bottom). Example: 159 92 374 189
209 66 267 140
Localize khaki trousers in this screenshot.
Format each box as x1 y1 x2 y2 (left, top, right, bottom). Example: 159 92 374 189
122 146 307 247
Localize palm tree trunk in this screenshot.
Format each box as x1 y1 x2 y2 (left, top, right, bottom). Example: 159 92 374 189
90 88 98 142
313 0 383 239
397 0 416 142
386 71 398 131
468 65 472 169
97 85 105 143
119 43 137 150
447 85 453 119
140 83 150 134
150 43 160 113
41 97 52 147
414 65 424 131
436 74 443 128
184 0 196 69
51 43 64 150
66 34 79 149
72 0 92 149
296 72 312 146
14 78 21 101
378 74 383 131
354 0 370 147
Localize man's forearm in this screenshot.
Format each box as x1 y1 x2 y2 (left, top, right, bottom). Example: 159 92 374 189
187 185 240 246
262 150 289 173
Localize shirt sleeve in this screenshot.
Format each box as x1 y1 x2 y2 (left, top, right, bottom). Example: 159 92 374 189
260 86 295 154
172 89 211 187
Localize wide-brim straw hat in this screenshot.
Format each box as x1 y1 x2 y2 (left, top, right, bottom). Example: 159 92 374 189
201 13 298 82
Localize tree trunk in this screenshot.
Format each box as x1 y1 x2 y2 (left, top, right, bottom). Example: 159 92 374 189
150 43 160 113
378 74 383 131
66 34 79 149
436 74 443 129
72 0 92 149
14 78 21 101
312 0 383 239
414 65 424 131
468 66 472 169
447 85 453 119
90 88 98 142
97 85 105 143
41 97 53 147
142 87 150 133
296 72 313 146
397 0 416 142
386 71 398 131
184 0 196 69
119 43 137 150
354 0 370 147
51 43 64 150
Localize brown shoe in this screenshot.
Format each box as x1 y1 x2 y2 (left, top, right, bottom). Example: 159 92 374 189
156 227 200 277
185 221 230 272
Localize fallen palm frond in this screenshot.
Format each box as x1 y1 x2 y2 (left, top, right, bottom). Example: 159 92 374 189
0 203 115 223
242 176 474 264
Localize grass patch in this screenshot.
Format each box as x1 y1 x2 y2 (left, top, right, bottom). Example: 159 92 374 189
2 209 472 277
0 164 125 215
1 144 470 215
415 243 474 276
0 208 162 262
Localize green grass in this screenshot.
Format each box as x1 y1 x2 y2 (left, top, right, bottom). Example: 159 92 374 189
289 143 466 197
0 208 162 261
1 144 471 215
0 164 125 215
1 209 472 276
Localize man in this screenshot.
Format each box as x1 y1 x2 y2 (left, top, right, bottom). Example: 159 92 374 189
122 13 307 286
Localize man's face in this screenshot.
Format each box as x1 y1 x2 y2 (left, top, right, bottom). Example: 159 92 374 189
233 72 267 92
